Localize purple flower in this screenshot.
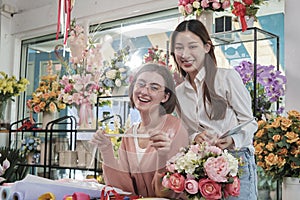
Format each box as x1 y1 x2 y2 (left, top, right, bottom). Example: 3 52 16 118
234 61 286 119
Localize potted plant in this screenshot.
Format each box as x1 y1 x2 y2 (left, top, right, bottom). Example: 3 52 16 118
254 110 300 198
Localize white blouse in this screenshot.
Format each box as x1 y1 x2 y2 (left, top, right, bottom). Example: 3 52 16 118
176 67 258 152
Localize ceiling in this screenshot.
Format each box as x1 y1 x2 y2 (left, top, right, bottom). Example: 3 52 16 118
1 0 52 13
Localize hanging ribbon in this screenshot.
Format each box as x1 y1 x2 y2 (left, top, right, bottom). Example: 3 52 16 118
56 0 74 44
232 2 247 32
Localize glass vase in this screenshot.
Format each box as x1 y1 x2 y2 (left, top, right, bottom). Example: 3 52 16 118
0 100 7 123
77 103 95 129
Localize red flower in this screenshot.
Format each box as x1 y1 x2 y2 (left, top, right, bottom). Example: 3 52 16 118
224 176 241 197
198 178 222 199
168 173 185 193
243 0 253 6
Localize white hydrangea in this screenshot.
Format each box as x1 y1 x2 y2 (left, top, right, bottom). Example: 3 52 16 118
106 69 117 79
175 151 199 174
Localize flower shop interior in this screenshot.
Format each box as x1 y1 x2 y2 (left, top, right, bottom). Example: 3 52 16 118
0 0 299 199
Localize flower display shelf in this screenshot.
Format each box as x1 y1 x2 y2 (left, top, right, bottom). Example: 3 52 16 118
210 27 280 118
8 115 102 180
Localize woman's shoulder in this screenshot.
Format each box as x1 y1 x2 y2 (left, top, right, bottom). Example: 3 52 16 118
216 67 243 81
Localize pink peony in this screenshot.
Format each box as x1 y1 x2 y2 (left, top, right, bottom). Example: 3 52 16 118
224 176 241 197
212 2 221 10
184 179 198 194
204 156 230 182
168 173 185 193
198 178 222 199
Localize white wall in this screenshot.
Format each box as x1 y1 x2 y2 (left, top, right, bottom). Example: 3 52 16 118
285 0 300 111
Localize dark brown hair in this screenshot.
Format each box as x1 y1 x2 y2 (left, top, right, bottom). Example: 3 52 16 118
128 63 181 115
170 19 227 120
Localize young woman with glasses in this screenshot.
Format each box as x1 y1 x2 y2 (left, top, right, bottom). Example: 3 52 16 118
91 63 188 198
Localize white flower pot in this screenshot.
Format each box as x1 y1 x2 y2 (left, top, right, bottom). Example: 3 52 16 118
282 177 300 200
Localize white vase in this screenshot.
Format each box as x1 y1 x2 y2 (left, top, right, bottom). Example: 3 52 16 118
42 111 55 129
196 11 214 34
282 177 300 200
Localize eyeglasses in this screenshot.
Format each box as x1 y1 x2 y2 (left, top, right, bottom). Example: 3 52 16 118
134 81 165 94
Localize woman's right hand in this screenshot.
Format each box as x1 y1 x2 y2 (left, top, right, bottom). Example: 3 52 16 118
90 128 112 150
194 130 219 146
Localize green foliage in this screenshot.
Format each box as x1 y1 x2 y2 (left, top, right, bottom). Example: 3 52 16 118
0 147 29 183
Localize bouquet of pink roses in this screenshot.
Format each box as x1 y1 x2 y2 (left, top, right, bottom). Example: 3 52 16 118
162 143 241 199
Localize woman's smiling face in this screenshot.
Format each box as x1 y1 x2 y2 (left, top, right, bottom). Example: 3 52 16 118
132 71 168 113
174 31 210 76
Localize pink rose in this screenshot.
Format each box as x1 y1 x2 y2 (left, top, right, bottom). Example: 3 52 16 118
198 178 222 199
204 156 230 182
184 4 194 15
162 176 170 189
168 173 185 193
222 0 231 9
184 179 198 194
212 2 221 10
224 176 240 197
201 0 209 8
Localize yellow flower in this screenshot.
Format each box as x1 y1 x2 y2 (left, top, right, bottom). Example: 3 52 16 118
0 71 29 101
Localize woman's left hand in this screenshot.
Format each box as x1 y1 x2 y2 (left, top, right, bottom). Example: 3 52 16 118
149 130 171 156
216 136 234 150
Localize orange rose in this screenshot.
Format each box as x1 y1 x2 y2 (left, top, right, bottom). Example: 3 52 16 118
255 129 265 138
266 142 275 151
277 157 286 168
277 148 288 156
265 153 278 166
49 102 57 113
291 162 300 169
280 117 292 130
272 134 281 142
285 131 299 143
39 102 46 110
288 110 300 119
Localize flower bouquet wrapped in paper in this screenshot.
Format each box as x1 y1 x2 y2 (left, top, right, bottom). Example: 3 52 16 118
162 143 241 199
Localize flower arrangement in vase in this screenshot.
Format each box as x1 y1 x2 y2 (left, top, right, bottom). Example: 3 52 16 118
234 60 286 120
232 0 265 31
0 71 29 122
20 136 41 164
162 142 242 199
101 45 131 96
178 0 231 17
58 20 130 128
26 71 66 114
254 110 300 181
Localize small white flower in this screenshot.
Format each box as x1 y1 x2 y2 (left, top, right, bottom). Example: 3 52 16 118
115 79 122 87
106 70 117 79
193 1 200 9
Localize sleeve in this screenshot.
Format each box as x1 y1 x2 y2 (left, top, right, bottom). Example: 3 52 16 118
224 69 258 149
102 136 137 195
